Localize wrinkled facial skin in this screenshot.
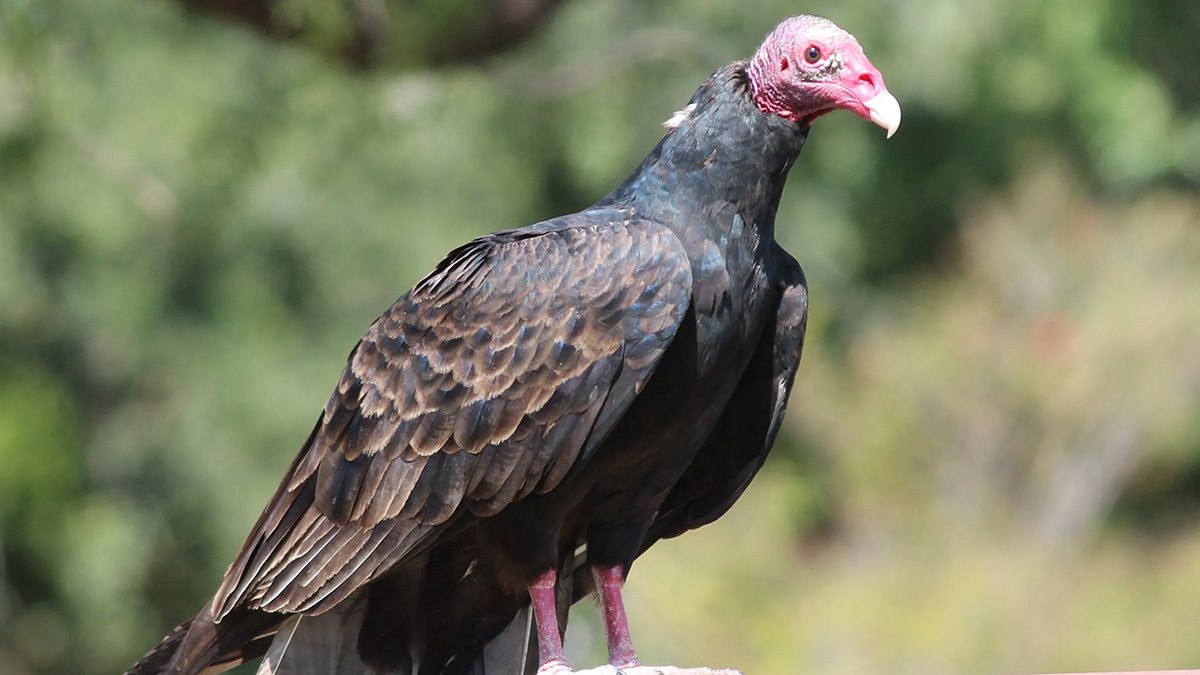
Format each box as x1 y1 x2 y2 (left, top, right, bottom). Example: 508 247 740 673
749 15 901 137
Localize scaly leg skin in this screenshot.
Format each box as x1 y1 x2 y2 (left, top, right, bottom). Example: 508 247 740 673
593 565 640 668
531 567 743 675
590 565 744 675
531 569 574 675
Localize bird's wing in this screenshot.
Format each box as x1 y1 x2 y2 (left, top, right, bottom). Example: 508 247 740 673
211 214 693 619
646 248 807 542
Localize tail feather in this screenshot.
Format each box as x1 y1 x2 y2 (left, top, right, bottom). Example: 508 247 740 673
126 606 281 675
472 606 535 675
133 543 594 675
126 619 194 675
468 542 590 675
135 602 281 675
255 598 369 675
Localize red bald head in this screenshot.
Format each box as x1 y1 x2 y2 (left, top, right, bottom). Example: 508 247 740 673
748 16 900 137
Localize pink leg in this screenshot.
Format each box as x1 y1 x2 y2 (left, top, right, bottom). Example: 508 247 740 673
530 569 570 672
593 565 640 668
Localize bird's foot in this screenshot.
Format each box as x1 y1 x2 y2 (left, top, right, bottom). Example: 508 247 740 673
567 667 626 675
536 660 579 675
539 663 743 675
567 666 744 675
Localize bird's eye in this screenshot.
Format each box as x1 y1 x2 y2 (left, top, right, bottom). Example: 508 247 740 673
804 46 822 64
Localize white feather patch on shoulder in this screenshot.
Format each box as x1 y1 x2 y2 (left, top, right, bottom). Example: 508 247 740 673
663 103 696 129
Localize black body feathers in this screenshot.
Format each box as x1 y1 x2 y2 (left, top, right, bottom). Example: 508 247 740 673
130 62 810 675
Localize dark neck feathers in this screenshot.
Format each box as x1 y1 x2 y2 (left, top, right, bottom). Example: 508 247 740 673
596 62 808 240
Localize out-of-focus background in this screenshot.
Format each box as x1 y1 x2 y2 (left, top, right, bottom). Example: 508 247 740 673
1 0 1199 673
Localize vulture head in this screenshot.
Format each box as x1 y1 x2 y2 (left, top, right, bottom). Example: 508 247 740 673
748 15 901 138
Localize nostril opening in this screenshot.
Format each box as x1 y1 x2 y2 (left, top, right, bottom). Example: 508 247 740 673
859 73 876 88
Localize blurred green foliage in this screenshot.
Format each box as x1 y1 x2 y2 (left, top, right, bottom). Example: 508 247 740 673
0 1 1197 674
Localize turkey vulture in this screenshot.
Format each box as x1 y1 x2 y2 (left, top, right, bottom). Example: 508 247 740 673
128 14 899 675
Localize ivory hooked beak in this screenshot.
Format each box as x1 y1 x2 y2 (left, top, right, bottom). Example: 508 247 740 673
864 92 901 139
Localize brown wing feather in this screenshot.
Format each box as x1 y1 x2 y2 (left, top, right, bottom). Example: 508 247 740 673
211 214 692 619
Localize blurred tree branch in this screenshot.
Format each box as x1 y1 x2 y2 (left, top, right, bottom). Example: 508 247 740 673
493 27 721 100
176 0 568 69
